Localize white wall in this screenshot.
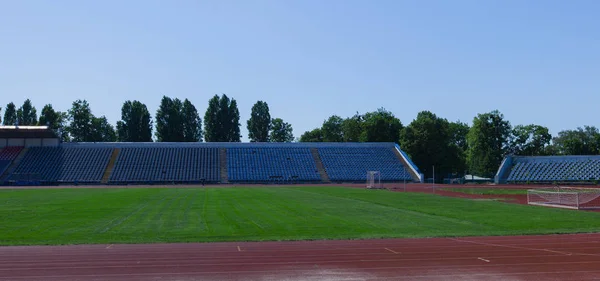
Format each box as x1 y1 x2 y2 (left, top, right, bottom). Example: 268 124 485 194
25 139 42 147
7 138 25 147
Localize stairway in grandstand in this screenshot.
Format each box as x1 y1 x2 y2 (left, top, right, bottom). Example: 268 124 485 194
310 148 330 183
392 148 421 182
101 148 121 184
220 148 228 183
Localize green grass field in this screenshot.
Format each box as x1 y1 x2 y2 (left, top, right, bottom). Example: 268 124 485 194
1 186 600 246
440 187 528 195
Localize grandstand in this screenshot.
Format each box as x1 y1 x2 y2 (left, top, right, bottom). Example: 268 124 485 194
0 136 423 185
496 155 600 184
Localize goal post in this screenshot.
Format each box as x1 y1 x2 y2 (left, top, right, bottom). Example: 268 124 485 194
527 187 600 210
366 171 383 189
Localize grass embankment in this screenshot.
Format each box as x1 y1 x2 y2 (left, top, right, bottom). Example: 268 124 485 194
1 186 599 245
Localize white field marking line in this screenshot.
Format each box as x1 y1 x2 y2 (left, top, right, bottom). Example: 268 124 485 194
449 238 574 256
105 244 113 249
477 257 490 263
384 248 399 254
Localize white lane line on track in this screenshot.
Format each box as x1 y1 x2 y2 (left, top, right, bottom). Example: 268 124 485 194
384 248 400 254
449 238 574 256
477 257 490 263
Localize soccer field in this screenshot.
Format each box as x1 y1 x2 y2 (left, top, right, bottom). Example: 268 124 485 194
2 186 600 246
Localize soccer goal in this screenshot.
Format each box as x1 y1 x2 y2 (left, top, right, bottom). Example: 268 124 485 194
527 186 600 210
366 171 383 189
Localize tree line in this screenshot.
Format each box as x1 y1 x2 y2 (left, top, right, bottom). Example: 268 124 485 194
298 109 600 179
0 95 294 143
1 98 598 178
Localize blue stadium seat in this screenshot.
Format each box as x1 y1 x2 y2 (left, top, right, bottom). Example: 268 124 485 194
110 147 219 183
318 147 412 182
227 147 321 183
507 156 600 183
9 147 112 183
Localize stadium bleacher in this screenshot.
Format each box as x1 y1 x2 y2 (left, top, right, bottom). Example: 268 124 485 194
9 147 112 183
0 146 23 176
227 147 321 183
2 143 421 185
110 147 219 183
500 156 600 183
318 146 413 182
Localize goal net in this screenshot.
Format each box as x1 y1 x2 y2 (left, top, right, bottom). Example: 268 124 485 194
366 171 383 189
527 186 600 210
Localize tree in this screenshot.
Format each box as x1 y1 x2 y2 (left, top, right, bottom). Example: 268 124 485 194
155 96 184 142
39 104 69 142
116 100 153 142
552 126 600 155
449 121 470 153
228 99 241 142
17 99 37 126
270 118 294 142
360 108 403 142
182 99 202 142
400 111 465 181
90 116 117 142
342 112 364 142
203 95 221 142
0 106 2 124
247 101 271 142
510 124 552 156
321 115 344 142
299 128 324 142
466 110 512 177
204 94 241 142
3 102 16 125
67 100 94 142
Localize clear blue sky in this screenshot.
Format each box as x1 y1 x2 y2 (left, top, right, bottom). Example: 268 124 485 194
1 0 598 141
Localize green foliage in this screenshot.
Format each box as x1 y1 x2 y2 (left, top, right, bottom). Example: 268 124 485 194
342 112 364 142
467 110 512 177
510 124 552 156
360 108 403 142
155 96 185 142
299 128 323 142
3 102 16 125
270 117 294 142
116 100 153 142
228 99 242 142
67 100 115 142
552 126 600 155
400 111 465 181
16 99 37 126
90 116 117 142
449 121 470 152
182 99 202 142
247 101 271 142
203 95 220 142
204 94 241 142
321 115 344 142
67 100 94 142
2 187 600 246
39 104 69 142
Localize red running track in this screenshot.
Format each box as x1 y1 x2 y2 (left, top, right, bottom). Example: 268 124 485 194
3 234 600 280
